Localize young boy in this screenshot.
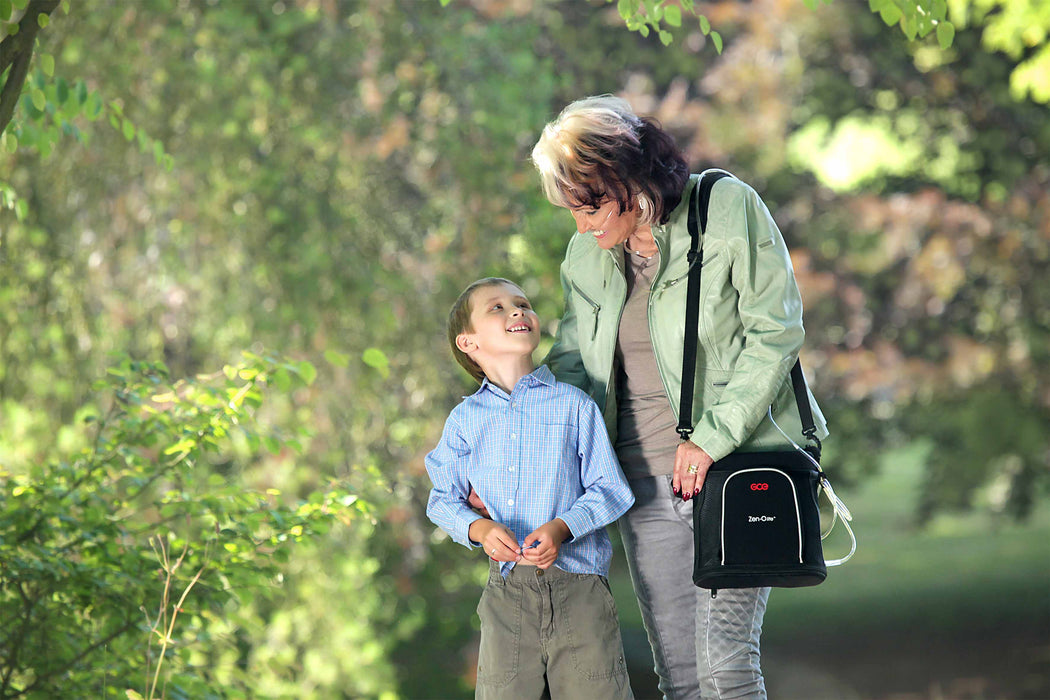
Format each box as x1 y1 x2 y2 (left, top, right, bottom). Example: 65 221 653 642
425 277 636 699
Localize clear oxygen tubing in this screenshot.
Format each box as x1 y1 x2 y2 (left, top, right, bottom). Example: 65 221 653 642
768 408 857 566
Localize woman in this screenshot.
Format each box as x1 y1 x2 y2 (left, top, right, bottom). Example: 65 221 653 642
531 95 828 699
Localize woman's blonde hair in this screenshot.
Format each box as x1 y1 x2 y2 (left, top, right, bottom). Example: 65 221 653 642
531 95 689 226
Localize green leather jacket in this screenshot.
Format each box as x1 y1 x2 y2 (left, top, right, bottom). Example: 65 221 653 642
546 172 828 463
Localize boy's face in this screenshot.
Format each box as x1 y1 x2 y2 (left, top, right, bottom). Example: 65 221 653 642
457 282 540 366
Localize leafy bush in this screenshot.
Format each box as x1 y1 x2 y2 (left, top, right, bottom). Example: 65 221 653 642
0 353 354 699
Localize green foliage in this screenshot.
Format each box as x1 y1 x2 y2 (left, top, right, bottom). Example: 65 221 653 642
1 0 63 217
0 354 353 698
0 0 169 219
870 0 956 46
609 0 723 52
2 70 171 214
787 5 1049 199
604 0 966 55
601 0 1048 81
867 0 1050 102
2 0 1047 696
953 0 1050 102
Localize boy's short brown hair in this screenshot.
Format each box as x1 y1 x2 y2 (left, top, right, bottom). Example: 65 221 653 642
448 277 519 384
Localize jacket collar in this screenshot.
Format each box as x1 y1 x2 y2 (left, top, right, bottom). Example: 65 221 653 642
605 173 697 279
654 173 698 252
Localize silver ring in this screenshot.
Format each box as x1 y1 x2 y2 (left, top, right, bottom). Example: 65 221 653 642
687 464 699 475
491 548 497 556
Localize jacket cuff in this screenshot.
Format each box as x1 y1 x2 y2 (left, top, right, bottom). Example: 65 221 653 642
689 424 736 464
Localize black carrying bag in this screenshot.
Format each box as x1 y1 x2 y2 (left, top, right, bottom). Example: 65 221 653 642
678 172 853 592
692 436 827 590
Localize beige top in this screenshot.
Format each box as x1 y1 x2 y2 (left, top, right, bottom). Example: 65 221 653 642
614 249 681 479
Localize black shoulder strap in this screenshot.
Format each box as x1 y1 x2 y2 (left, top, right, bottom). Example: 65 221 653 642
790 361 817 444
676 171 818 453
677 170 730 439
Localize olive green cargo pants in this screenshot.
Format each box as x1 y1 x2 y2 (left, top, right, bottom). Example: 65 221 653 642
475 561 634 700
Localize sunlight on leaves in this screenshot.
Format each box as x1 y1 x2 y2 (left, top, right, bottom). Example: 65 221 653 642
788 115 922 191
362 348 390 379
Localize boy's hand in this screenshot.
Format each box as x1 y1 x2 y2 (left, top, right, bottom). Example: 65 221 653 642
469 519 521 563
467 485 490 518
521 518 571 570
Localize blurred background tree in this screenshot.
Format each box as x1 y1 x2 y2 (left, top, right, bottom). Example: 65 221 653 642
1 0 1047 697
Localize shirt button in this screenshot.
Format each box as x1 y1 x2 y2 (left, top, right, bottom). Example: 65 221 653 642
508 466 515 472
507 499 514 506
536 569 544 577
510 433 517 439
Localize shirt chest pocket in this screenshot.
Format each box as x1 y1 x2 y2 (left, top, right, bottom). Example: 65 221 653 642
532 421 577 488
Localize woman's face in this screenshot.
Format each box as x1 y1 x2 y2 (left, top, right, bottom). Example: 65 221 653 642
567 198 642 250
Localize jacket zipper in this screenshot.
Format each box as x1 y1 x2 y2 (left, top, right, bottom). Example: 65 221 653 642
603 253 628 419
659 251 719 291
570 281 601 340
649 227 685 425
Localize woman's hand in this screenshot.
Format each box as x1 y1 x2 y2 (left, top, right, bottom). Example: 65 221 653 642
520 518 571 570
469 520 522 563
673 441 714 501
467 485 491 518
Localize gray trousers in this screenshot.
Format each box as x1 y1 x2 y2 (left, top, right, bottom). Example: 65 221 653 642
619 475 769 700
475 561 634 699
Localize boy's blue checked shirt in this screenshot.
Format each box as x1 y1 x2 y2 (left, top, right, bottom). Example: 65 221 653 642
425 365 635 577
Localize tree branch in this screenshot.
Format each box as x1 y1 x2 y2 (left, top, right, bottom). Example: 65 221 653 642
0 0 61 137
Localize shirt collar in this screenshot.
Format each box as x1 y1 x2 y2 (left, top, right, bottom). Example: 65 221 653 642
474 365 556 398
530 364 556 387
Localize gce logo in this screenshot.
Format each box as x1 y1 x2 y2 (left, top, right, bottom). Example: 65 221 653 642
750 483 769 491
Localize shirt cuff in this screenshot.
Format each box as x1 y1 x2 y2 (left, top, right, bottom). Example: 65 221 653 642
458 512 485 549
556 512 588 544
